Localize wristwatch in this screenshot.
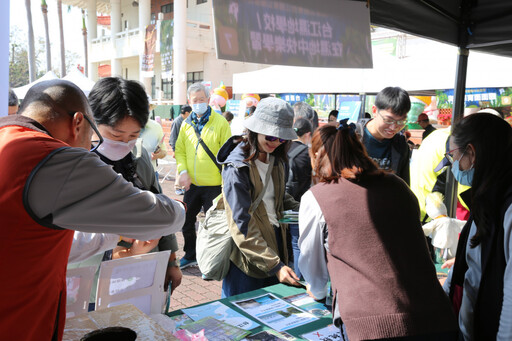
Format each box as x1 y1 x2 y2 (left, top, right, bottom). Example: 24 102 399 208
168 259 180 268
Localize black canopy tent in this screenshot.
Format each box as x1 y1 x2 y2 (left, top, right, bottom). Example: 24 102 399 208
357 0 512 215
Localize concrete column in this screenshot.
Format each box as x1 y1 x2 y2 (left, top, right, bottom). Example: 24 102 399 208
87 0 97 80
87 0 97 39
139 0 151 93
89 61 99 81
110 0 122 77
173 0 187 105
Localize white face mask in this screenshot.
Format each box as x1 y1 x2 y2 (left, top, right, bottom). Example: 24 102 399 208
97 137 137 161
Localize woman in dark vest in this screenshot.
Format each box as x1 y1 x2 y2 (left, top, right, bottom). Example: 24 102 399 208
445 113 512 340
298 120 457 340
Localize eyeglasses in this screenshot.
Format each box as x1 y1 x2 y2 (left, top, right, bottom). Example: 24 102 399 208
265 135 286 143
68 112 104 152
444 146 466 164
377 111 408 126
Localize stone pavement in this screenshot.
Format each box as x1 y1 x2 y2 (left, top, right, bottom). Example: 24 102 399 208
157 155 223 312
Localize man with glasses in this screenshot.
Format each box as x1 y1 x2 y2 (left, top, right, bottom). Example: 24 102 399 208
0 80 186 341
362 86 412 185
175 82 232 269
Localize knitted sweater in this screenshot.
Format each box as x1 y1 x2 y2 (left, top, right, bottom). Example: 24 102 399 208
310 173 457 340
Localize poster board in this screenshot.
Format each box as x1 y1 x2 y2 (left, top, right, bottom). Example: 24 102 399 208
66 266 97 318
95 251 170 315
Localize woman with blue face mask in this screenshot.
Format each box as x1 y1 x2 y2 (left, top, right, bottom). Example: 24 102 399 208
444 113 512 340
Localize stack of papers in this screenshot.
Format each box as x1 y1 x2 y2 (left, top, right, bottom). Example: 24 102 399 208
280 210 299 223
179 316 250 341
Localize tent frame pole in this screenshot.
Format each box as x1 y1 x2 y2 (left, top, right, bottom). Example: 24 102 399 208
445 47 469 217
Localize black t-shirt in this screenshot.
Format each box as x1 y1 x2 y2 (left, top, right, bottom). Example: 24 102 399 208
286 141 312 201
363 126 392 171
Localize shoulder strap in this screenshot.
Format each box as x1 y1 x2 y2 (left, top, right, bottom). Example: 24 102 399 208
249 155 275 214
288 143 308 162
192 124 222 172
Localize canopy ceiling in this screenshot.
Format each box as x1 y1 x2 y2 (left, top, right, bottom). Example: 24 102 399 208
233 45 512 95
359 0 512 58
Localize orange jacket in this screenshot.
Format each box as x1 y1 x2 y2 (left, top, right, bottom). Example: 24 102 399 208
0 116 74 341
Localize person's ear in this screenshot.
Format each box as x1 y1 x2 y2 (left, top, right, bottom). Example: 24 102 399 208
70 112 86 141
467 143 476 164
372 105 377 114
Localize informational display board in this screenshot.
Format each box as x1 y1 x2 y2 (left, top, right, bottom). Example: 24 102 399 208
66 266 97 318
95 251 170 315
212 0 372 68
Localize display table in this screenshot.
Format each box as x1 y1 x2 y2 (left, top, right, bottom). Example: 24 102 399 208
63 303 178 341
167 283 335 340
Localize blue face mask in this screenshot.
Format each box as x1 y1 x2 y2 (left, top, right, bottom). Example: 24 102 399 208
192 102 208 116
451 159 474 186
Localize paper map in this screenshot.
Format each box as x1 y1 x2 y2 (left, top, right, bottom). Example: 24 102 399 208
182 301 259 331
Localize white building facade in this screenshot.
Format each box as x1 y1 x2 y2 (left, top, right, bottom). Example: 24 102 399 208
62 0 268 105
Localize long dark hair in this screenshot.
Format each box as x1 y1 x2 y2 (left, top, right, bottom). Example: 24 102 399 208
451 113 512 247
241 130 290 163
311 123 382 183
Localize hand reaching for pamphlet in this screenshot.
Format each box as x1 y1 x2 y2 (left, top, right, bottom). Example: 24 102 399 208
276 265 301 286
113 238 160 259
441 258 455 269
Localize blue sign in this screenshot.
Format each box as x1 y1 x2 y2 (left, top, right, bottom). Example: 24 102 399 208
336 95 361 122
280 93 308 104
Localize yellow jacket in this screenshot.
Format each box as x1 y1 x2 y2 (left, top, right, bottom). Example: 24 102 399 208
175 109 231 186
410 128 470 221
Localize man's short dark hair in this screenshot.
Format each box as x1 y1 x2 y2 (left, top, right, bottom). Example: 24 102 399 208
293 117 313 137
181 105 192 115
375 87 411 117
8 89 18 107
89 77 149 128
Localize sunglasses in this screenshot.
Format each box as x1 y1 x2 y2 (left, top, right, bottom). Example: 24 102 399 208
265 135 286 143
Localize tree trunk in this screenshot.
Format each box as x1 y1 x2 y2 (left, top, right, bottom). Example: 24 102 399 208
57 0 66 77
41 0 52 72
82 9 88 77
25 0 36 82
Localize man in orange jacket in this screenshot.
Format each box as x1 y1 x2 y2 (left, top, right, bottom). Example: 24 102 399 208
0 80 186 341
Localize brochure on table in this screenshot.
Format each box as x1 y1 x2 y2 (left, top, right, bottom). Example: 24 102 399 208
301 324 341 341
182 301 260 331
179 316 250 341
232 293 318 332
282 293 331 318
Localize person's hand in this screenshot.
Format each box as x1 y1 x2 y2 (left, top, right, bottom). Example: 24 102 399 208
276 265 300 286
305 284 320 300
441 258 455 269
179 172 192 191
165 265 183 294
129 239 160 255
112 238 160 259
